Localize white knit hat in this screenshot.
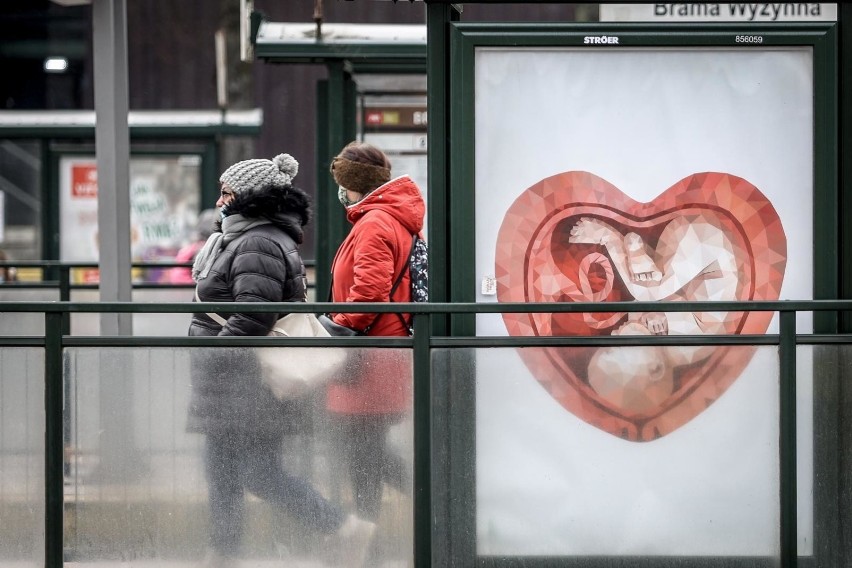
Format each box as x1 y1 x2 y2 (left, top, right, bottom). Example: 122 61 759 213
219 153 299 195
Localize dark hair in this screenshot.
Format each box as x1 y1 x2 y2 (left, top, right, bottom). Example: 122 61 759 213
222 182 312 227
338 141 391 170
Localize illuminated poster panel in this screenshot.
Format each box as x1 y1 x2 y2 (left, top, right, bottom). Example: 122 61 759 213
59 155 201 282
473 47 814 556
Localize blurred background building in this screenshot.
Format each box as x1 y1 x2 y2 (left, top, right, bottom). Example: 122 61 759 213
0 1 593 271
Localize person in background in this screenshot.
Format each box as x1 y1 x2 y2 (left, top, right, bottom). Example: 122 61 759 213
187 153 375 568
323 141 424 545
167 208 219 284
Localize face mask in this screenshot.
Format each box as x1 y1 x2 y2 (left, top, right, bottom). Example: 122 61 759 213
338 186 358 207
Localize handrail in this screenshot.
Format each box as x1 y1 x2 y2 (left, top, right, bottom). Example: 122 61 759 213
4 299 851 568
0 299 851 314
0 260 317 268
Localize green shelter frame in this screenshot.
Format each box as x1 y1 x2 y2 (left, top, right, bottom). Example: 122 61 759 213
253 15 427 298
0 109 262 263
251 3 852 565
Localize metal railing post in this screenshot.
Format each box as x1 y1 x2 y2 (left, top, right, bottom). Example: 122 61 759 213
59 266 71 334
412 312 432 567
44 310 64 567
779 309 798 567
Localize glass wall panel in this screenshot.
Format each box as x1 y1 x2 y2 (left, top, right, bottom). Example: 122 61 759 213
0 305 54 337
0 348 44 567
64 346 413 566
434 345 781 561
0 288 194 337
0 140 42 262
799 344 852 565
68 289 196 337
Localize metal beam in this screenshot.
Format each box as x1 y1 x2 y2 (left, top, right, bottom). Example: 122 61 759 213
92 0 132 335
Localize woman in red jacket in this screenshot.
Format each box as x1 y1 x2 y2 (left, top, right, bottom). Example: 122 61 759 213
325 141 425 526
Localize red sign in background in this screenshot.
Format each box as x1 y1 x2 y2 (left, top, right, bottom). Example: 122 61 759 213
71 164 98 198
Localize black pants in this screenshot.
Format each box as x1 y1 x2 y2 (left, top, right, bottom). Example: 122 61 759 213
204 430 345 556
332 413 410 522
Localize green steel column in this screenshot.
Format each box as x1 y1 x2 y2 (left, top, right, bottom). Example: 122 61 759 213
316 63 356 299
201 141 219 208
327 60 348 258
839 7 852 563
412 312 432 567
841 5 852 333
426 2 459 319
813 22 839 334
40 141 60 274
44 311 64 567
426 5 466 566
315 80 332 299
779 310 797 568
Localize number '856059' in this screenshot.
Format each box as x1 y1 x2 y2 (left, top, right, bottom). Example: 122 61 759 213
735 35 764 44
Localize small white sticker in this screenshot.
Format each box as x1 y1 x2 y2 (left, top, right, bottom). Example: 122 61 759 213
481 275 497 296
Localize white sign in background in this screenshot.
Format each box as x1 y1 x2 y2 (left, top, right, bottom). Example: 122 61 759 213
59 156 201 284
474 48 814 556
600 3 837 23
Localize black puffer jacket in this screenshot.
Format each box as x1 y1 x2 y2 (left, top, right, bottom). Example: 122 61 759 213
186 184 311 436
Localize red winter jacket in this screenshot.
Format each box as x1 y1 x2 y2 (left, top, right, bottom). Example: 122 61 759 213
326 175 425 415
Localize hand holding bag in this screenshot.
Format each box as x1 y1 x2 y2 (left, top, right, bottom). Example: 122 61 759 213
318 314 361 337
196 290 348 400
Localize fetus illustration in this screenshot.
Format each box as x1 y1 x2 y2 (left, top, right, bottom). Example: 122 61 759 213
565 214 740 413
495 171 787 440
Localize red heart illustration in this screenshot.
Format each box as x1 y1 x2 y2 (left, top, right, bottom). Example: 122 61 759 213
495 172 787 441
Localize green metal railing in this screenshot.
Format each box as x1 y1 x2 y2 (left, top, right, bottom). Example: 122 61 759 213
1 298 851 567
0 261 319 306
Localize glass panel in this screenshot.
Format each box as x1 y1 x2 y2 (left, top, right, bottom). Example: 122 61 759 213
434 345 781 559
0 287 195 337
0 348 44 566
0 304 55 337
0 140 42 262
799 344 852 565
68 288 197 337
65 346 413 566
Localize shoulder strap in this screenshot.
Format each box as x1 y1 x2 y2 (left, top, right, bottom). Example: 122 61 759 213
389 234 418 301
387 234 418 334
195 288 228 326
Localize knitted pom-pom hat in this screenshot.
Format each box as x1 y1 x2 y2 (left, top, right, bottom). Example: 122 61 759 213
219 153 299 195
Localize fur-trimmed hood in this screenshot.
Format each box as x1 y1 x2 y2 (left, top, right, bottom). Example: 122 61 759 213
219 183 312 244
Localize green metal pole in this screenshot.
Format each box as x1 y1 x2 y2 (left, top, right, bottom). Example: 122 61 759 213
59 266 71 334
779 310 797 568
317 62 356 299
44 310 64 567
327 60 348 255
425 4 467 564
426 2 459 324
412 312 432 567
315 80 332 300
201 141 219 208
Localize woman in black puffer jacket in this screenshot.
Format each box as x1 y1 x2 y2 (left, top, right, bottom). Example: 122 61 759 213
187 154 375 568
